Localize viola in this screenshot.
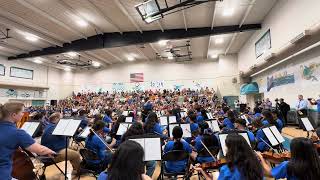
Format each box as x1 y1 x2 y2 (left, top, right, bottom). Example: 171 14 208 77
262 151 291 163
11 147 37 180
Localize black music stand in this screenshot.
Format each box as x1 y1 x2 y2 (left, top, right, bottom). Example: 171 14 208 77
52 119 81 180
21 122 41 137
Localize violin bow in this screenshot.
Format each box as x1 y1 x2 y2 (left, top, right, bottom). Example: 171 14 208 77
90 129 114 153
200 140 215 160
259 138 278 153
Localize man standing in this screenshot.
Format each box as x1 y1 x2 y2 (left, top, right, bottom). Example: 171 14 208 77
278 98 290 125
295 95 308 128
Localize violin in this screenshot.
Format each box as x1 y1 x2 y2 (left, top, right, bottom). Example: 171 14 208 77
12 147 37 180
262 151 291 163
198 158 227 170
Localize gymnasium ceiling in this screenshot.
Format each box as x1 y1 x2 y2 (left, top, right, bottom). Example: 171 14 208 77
0 0 277 70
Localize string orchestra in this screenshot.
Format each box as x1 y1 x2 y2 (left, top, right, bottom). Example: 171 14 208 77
1 89 320 180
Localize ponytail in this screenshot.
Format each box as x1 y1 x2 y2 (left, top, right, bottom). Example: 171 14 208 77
172 126 183 150
173 138 183 150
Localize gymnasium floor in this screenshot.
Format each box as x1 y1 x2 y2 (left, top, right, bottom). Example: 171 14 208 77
43 126 304 180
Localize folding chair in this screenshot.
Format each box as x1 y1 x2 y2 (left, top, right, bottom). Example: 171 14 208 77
160 150 191 180
78 148 107 180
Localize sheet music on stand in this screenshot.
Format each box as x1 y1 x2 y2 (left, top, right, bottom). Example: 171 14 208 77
269 126 285 144
79 126 91 138
180 111 187 118
160 116 168 126
301 118 314 131
207 120 220 132
125 117 133 123
122 111 128 116
206 112 214 119
21 122 40 137
129 137 162 161
168 116 177 124
116 123 132 135
168 123 191 138
262 126 284 146
52 119 81 136
219 132 251 156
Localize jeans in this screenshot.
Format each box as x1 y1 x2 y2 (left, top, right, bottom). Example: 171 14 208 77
145 161 156 177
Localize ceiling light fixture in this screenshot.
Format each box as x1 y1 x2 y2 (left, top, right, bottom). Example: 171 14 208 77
33 58 43 64
168 55 174 60
66 51 78 57
25 35 39 42
92 61 101 67
127 56 135 61
158 40 168 46
76 19 88 27
223 8 234 16
210 54 218 59
64 67 71 72
215 38 224 44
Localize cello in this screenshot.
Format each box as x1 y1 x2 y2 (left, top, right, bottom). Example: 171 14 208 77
11 147 38 180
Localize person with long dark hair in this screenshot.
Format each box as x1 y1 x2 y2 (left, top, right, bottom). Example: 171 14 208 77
271 109 284 132
223 110 236 129
261 110 275 126
195 134 263 180
163 126 192 173
144 112 166 137
98 140 152 180
257 137 320 180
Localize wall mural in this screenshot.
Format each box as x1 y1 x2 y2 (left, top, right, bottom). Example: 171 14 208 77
267 71 295 91
300 62 320 81
150 80 164 89
0 88 46 99
112 83 125 92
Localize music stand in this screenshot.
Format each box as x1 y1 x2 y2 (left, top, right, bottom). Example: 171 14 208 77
125 117 133 123
128 134 162 161
52 119 81 180
205 120 220 132
262 126 285 152
206 112 214 119
160 116 168 126
21 122 40 137
168 123 191 138
218 131 251 156
116 123 132 136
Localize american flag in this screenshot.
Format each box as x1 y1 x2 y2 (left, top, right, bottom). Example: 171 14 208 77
130 73 144 82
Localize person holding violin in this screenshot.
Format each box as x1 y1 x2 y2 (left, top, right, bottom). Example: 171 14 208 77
144 112 167 138
222 110 236 130
85 120 114 169
195 134 263 180
271 109 284 133
41 112 81 175
163 126 192 173
97 140 152 180
0 102 55 180
234 118 256 145
257 137 320 180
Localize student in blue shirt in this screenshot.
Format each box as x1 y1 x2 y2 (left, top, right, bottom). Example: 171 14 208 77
192 122 219 163
41 112 81 174
144 112 167 138
0 102 55 180
78 109 88 130
163 126 192 173
103 109 113 124
196 109 207 123
184 114 199 143
223 110 236 130
195 134 263 180
234 118 256 146
257 137 320 180
98 140 152 180
252 120 270 152
271 109 284 132
261 110 273 126
85 120 114 169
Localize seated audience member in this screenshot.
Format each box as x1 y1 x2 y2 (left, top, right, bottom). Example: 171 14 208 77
98 140 152 180
41 112 81 174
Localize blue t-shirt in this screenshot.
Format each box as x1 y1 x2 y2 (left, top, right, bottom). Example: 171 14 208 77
41 123 67 152
163 140 192 173
256 129 269 152
223 118 235 129
196 115 205 123
194 135 219 163
98 172 108 180
103 115 112 124
316 99 320 112
276 119 284 133
79 116 88 129
190 122 199 132
218 165 244 180
246 130 256 144
262 120 269 126
0 121 35 180
85 134 107 164
271 161 297 180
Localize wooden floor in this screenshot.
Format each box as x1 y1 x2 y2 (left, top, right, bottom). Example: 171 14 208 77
42 126 306 180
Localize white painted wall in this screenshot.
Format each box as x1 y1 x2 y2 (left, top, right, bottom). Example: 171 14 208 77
239 0 320 72
0 56 74 103
73 55 240 97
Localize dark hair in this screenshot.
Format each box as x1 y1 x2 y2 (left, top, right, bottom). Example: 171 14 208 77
235 118 246 127
227 110 236 123
79 109 87 116
33 113 44 121
172 126 183 150
225 134 263 180
262 110 276 125
121 122 144 142
287 137 320 180
108 140 145 180
114 115 126 134
88 120 105 140
200 108 208 119
144 112 158 133
189 114 197 122
105 109 112 117
199 121 209 135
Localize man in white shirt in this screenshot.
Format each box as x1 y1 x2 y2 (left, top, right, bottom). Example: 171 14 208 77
295 95 308 129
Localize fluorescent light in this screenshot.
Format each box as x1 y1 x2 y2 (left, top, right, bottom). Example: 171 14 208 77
168 55 174 60
25 35 38 42
210 54 218 59
158 40 168 46
92 61 101 67
67 51 78 57
223 8 234 16
76 19 88 27
215 38 224 44
64 67 71 72
127 56 135 61
33 58 42 64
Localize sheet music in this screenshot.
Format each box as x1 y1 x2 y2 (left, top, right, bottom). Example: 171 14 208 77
52 119 69 135
122 111 128 116
301 118 314 131
144 138 161 161
169 116 176 124
269 126 285 143
219 134 228 156
262 127 279 146
160 116 168 126
169 124 180 137
21 122 40 136
180 111 187 118
79 126 91 138
130 138 144 150
211 120 220 132
238 132 251 147
116 123 131 135
180 124 191 138
125 117 133 122
206 112 213 119
52 119 81 136
137 111 142 116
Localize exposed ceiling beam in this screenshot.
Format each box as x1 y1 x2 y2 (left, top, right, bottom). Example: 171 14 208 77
8 24 262 60
224 0 256 55
207 1 217 59
182 10 188 31
133 46 150 61
0 50 15 57
149 43 160 56
0 7 69 43
101 49 124 63
157 20 164 32
85 51 112 65
0 43 28 53
87 0 122 34
113 0 143 34
57 0 103 34
15 0 87 39
0 16 63 46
